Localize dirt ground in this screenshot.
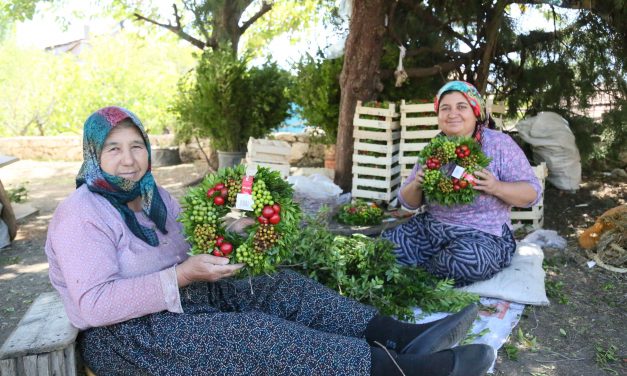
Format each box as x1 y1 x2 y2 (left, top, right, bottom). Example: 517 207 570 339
0 160 625 375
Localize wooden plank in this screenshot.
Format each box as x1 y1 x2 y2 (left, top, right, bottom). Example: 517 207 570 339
353 141 399 154
36 354 50 376
64 346 76 376
401 129 440 139
352 153 399 166
400 117 438 127
353 164 401 177
0 292 78 359
400 102 433 112
399 156 420 166
247 138 291 155
50 350 65 376
355 101 398 117
353 129 400 141
0 180 17 242
353 175 401 189
0 358 16 376
353 117 400 130
351 187 398 202
248 152 290 164
22 355 37 375
245 161 290 180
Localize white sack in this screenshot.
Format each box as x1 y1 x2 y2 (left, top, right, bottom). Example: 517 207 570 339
516 112 581 191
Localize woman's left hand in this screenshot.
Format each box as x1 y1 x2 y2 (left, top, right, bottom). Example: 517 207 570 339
472 168 501 196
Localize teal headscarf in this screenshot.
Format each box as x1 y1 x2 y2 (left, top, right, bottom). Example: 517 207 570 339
76 106 168 247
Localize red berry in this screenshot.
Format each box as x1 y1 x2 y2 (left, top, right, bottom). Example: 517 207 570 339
207 188 216 198
272 204 281 214
220 242 233 255
453 184 461 191
214 183 225 190
269 214 281 225
460 145 469 151
459 180 469 189
452 178 459 183
213 196 225 206
262 206 275 218
212 249 223 257
220 187 229 197
215 236 224 246
258 216 269 224
464 149 471 157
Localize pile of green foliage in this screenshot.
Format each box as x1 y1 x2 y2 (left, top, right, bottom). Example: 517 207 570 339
282 216 478 320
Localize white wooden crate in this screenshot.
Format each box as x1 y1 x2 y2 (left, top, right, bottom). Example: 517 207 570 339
246 137 291 164
487 98 507 130
510 163 547 230
399 100 440 177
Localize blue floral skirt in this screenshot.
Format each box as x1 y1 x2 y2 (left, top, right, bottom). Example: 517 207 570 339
382 212 516 286
79 270 376 375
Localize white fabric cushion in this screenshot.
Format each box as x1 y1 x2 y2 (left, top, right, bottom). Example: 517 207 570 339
456 242 550 306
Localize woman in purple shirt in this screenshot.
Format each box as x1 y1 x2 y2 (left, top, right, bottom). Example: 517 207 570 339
383 81 542 286
45 106 496 375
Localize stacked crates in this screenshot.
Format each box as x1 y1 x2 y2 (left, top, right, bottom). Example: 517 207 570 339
398 100 440 182
351 101 401 202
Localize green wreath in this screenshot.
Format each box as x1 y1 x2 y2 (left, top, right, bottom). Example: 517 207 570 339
178 165 302 275
335 201 385 226
418 136 492 206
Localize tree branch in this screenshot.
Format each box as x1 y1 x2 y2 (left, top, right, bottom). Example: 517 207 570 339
239 1 273 34
134 4 210 50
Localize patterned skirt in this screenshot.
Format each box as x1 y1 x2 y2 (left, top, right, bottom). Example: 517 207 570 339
382 212 516 286
79 270 376 376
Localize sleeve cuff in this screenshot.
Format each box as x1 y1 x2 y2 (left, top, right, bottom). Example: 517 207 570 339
159 266 184 314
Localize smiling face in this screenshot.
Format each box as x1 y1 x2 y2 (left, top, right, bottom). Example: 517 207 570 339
437 91 478 137
99 121 149 182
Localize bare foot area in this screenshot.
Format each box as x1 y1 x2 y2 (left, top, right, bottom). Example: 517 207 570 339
1 161 625 375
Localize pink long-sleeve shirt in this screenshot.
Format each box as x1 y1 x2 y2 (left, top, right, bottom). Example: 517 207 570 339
45 185 189 329
399 129 543 236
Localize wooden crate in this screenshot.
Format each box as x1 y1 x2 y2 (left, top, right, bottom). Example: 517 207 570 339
510 163 548 230
246 137 291 165
0 292 79 376
351 101 401 202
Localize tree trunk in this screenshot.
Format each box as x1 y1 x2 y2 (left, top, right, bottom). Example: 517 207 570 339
335 0 390 192
475 0 507 93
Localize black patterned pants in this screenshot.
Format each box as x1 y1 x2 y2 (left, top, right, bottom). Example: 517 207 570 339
79 270 377 375
382 212 516 286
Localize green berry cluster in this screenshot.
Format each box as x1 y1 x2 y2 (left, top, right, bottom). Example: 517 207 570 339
193 223 217 251
187 198 219 225
234 243 265 268
252 180 274 216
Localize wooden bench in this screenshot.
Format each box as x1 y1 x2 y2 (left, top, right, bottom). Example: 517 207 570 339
0 292 80 376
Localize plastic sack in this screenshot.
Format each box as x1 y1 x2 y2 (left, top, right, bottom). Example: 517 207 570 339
516 112 581 191
287 174 344 216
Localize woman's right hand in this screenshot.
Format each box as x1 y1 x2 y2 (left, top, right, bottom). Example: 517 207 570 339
176 254 245 287
412 169 425 189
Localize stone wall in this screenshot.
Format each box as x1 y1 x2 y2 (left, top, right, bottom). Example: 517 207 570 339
0 133 327 167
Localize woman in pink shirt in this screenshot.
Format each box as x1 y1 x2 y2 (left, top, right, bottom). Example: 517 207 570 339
45 106 495 375
383 81 542 286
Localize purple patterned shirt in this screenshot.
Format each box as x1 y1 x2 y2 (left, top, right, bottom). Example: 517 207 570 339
398 129 542 236
45 185 189 329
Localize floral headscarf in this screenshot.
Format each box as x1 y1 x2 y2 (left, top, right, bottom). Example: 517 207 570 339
76 106 168 247
434 80 491 143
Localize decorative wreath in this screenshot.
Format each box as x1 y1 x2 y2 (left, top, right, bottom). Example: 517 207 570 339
418 136 492 206
179 165 302 275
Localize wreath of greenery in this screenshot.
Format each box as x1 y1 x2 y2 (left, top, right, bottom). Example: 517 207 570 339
418 136 492 206
178 165 302 275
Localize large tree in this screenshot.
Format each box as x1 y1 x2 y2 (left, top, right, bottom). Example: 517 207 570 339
333 0 626 190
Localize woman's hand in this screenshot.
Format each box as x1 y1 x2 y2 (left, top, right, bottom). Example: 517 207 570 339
473 168 539 207
176 254 244 287
472 168 500 195
399 168 425 208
